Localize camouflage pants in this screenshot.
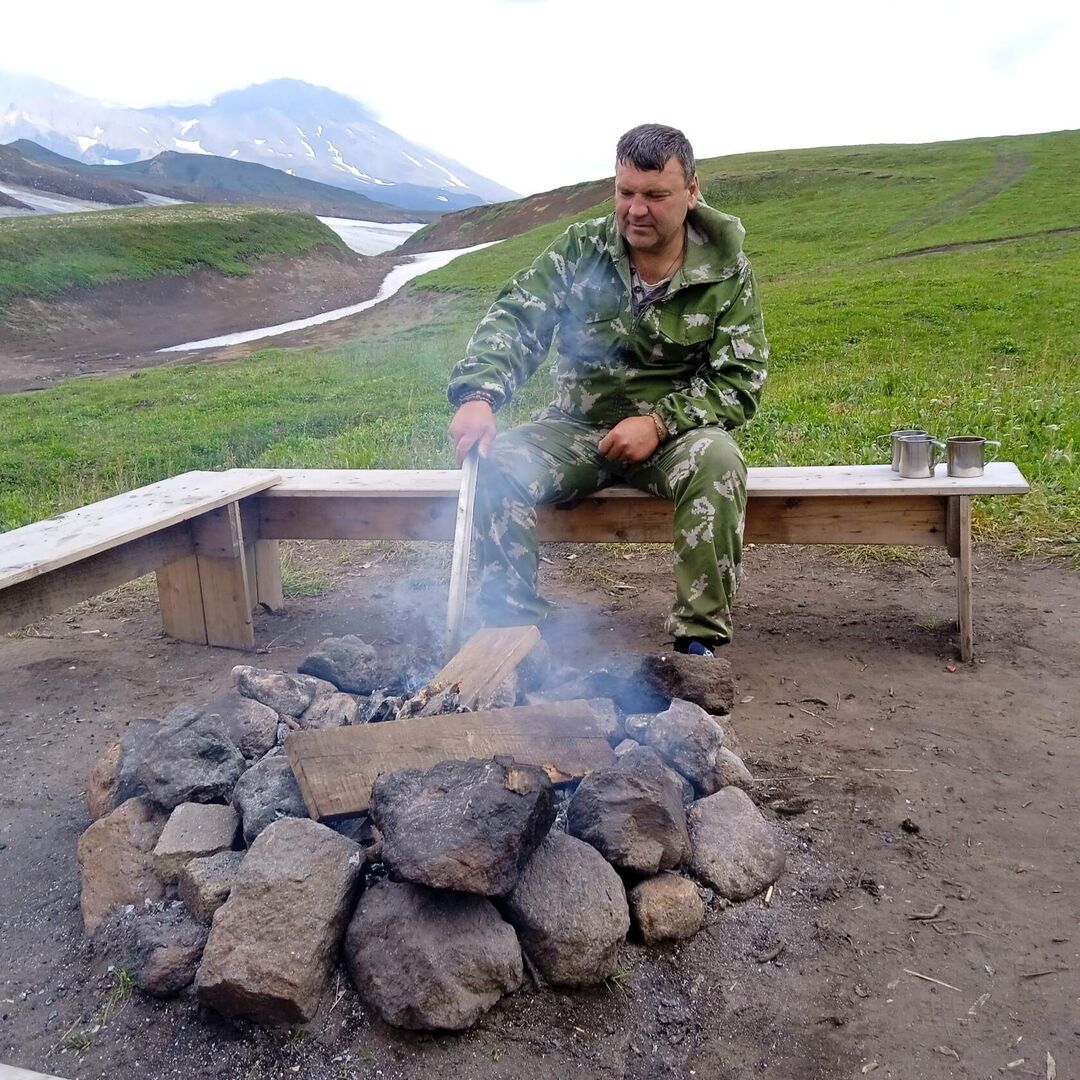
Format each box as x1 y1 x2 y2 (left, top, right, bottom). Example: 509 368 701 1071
472 411 747 645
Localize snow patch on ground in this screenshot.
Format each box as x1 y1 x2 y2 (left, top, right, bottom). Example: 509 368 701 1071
158 241 502 352
402 152 424 168
75 135 98 153
319 217 424 256
178 119 199 135
0 180 114 215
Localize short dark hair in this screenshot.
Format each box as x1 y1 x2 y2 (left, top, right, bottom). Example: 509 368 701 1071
616 124 696 184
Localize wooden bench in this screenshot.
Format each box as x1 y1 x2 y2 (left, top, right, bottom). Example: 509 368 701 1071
1 463 1029 660
0 469 282 649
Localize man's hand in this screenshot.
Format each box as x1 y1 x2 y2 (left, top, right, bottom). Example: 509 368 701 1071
448 400 497 466
597 415 661 466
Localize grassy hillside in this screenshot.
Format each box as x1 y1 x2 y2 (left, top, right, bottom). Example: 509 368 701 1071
0 204 347 312
0 130 1076 553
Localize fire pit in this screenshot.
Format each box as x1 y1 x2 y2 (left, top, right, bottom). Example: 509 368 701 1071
77 629 784 1031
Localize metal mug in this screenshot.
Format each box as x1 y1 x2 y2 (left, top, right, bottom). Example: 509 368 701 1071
879 429 930 471
946 435 1001 478
897 434 946 478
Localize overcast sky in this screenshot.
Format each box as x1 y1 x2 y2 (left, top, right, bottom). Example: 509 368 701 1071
2 0 1076 195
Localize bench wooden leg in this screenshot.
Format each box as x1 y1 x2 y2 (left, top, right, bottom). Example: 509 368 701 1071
157 553 208 645
947 495 974 662
194 503 255 650
158 503 255 650
253 539 285 611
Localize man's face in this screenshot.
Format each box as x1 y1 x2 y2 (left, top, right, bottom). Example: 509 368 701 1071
615 157 699 256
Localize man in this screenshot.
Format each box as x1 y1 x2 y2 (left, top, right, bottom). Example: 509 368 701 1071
446 124 768 655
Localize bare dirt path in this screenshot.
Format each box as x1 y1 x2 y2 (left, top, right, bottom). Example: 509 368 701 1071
0 249 392 394
0 545 1076 1079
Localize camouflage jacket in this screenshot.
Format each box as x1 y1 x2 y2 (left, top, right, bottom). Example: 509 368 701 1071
447 202 768 436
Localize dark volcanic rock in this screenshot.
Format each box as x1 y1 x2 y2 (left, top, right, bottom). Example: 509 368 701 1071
688 787 785 900
77 798 168 934
134 717 246 811
615 744 696 807
501 831 629 987
232 666 327 717
637 652 735 715
231 757 308 845
371 757 555 896
113 717 168 806
298 692 358 729
567 766 689 875
344 880 522 1030
628 874 704 943
645 699 729 797
200 692 279 759
298 635 380 694
110 905 209 997
197 819 361 1024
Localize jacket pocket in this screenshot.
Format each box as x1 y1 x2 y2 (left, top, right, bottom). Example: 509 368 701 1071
656 308 716 347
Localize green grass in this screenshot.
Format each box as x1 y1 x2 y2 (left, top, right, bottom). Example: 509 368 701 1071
0 203 345 314
0 130 1077 552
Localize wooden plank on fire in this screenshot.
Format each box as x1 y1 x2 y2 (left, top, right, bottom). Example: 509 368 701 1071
420 625 542 715
285 700 617 818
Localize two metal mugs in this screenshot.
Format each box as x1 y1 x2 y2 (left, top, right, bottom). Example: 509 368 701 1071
881 429 1000 479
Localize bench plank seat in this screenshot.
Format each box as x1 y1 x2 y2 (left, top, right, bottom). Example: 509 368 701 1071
1 463 1029 662
0 469 281 590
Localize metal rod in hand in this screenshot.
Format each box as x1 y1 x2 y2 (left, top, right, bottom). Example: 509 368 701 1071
445 445 479 656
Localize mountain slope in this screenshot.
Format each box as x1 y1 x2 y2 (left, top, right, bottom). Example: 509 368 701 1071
8 140 433 222
0 76 518 212
0 143 142 205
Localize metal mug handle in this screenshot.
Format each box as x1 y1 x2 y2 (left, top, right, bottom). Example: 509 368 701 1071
984 439 1001 465
931 438 947 469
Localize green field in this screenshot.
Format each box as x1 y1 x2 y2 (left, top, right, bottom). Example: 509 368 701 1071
0 130 1076 554
0 204 346 313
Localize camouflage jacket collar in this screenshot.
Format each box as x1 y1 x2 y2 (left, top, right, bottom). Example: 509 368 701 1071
606 200 747 296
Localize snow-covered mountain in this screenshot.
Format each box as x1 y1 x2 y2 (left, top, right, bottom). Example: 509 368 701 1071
0 75 518 212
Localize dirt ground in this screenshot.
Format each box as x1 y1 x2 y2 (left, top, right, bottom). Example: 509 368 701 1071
0 543 1076 1080
0 248 391 394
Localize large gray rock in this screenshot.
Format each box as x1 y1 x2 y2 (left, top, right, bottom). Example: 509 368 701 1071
231 666 332 717
688 787 785 901
113 717 168 806
371 757 555 896
716 746 754 790
645 699 729 797
197 818 361 1024
198 692 279 759
567 767 689 875
637 653 735 715
135 718 246 812
153 802 239 881
109 905 209 998
77 798 168 934
344 880 522 1030
177 851 244 924
501 832 629 987
231 758 309 845
615 744 695 807
298 635 381 694
298 692 358 729
628 874 704 944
